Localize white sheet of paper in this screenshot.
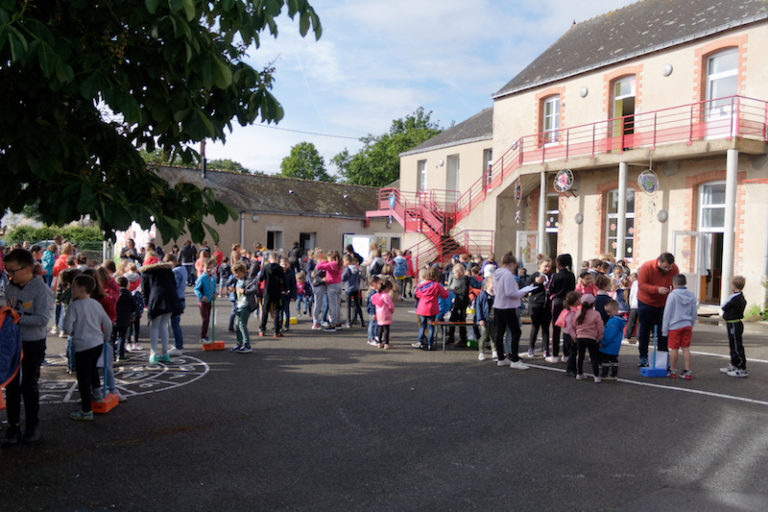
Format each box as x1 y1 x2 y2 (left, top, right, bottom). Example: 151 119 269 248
653 351 668 369
519 284 536 294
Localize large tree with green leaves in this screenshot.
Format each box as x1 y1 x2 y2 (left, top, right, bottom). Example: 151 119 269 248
333 107 442 187
280 141 334 182
0 0 321 242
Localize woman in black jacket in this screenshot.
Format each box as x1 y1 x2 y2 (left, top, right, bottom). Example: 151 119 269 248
549 253 576 362
140 262 181 365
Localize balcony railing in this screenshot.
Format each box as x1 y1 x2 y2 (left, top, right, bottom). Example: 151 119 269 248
453 95 768 222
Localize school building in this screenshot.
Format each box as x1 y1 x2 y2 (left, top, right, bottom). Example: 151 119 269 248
367 0 768 310
156 166 393 257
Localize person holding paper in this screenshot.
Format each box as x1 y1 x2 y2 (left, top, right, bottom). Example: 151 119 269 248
493 252 534 370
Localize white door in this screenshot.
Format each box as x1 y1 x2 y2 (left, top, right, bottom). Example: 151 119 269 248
671 230 702 305
516 231 539 273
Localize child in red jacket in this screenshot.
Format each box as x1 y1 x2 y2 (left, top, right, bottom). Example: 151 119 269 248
412 267 449 351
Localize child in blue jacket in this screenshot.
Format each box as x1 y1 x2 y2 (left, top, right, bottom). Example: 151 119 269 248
599 300 625 380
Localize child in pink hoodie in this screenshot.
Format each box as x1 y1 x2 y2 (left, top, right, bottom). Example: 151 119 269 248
574 294 604 382
413 267 449 350
371 279 395 350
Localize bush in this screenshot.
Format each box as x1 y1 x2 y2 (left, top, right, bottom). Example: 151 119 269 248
744 304 764 321
3 224 104 245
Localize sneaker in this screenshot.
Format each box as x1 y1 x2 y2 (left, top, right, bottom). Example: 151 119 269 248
322 327 336 332
2 424 22 447
59 331 67 338
115 392 127 403
367 339 379 347
133 344 144 351
92 389 103 402
411 342 424 349
22 421 40 444
258 331 265 337
382 344 391 350
593 376 601 383
727 368 748 378
158 354 171 364
344 323 351 329
200 338 211 344
545 356 559 363
312 324 321 330
230 345 244 352
70 410 94 421
680 370 693 380
720 365 736 374
148 353 159 365
560 355 568 363
509 360 529 370
544 352 552 359
637 357 648 367
527 349 535 358
168 347 183 357
576 374 587 380
241 346 253 353
478 353 487 361
274 332 284 338
497 357 512 367
668 370 678 379
491 350 498 360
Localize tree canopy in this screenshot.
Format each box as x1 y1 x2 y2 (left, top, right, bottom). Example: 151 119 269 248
333 107 442 187
0 0 321 242
207 159 255 174
280 141 334 182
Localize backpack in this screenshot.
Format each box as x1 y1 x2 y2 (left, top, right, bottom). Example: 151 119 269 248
368 259 383 276
0 306 22 390
393 257 407 278
132 288 145 318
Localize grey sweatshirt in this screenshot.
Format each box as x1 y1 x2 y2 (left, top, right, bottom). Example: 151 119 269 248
62 297 112 352
661 286 697 336
5 276 55 342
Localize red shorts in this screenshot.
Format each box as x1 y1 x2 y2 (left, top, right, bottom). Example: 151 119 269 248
668 326 692 350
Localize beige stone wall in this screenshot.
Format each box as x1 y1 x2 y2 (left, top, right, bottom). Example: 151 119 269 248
400 138 492 196
158 213 389 255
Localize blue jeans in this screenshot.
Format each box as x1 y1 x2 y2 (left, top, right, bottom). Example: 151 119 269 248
418 315 436 347
171 314 183 349
296 294 310 314
368 316 378 341
102 342 117 394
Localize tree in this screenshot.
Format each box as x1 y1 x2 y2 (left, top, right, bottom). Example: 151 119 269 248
207 158 253 174
333 107 442 187
0 0 321 243
280 141 334 182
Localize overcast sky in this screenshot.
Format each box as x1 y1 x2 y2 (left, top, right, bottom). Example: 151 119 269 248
205 0 637 176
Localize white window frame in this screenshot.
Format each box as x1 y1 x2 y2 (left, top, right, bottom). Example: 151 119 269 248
706 48 738 103
542 95 560 145
605 188 635 259
417 159 427 192
698 181 726 233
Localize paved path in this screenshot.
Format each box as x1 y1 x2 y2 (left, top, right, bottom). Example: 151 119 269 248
3 294 768 511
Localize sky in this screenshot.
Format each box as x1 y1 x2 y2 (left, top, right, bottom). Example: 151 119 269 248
205 0 638 176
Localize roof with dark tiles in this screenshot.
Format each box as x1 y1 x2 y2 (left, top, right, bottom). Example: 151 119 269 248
494 0 768 99
159 166 380 219
401 108 493 156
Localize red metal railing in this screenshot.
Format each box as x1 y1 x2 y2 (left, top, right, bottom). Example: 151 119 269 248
452 95 768 222
407 229 495 270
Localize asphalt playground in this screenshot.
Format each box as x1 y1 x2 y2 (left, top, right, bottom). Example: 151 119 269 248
3 291 768 511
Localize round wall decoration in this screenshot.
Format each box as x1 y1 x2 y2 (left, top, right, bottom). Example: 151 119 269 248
553 169 574 193
637 169 659 195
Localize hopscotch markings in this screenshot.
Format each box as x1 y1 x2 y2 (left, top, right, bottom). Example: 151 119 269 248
525 363 768 408
39 354 209 404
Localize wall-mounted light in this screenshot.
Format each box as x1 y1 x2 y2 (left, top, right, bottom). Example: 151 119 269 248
657 210 668 223
575 213 584 224
662 64 673 77
251 214 259 222
580 87 588 98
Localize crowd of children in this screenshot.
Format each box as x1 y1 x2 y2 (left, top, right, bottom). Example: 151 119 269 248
0 238 753 442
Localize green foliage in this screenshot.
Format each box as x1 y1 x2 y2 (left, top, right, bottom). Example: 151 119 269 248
208 158 254 174
334 107 442 187
280 141 334 182
4 224 104 244
0 0 322 243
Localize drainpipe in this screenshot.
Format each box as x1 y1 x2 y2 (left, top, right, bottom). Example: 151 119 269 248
239 211 245 248
537 171 546 256
616 162 628 260
720 149 738 305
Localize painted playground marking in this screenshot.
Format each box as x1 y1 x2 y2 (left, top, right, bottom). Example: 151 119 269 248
39 354 209 405
526 347 768 408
